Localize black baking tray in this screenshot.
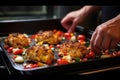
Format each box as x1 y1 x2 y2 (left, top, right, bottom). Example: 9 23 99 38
0 18 120 75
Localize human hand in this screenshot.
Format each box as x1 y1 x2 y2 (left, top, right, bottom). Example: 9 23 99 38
61 6 91 33
61 6 101 33
90 14 120 54
61 10 81 33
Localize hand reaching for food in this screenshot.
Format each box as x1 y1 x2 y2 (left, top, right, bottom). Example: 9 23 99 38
90 14 120 54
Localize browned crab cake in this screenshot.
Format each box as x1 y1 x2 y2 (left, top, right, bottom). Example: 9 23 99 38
34 30 62 45
4 33 31 48
24 45 55 64
58 41 89 59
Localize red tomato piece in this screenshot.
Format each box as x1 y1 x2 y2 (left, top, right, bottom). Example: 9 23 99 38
24 64 39 69
57 58 69 65
77 34 86 40
56 44 61 48
12 55 17 60
64 52 67 56
7 47 13 53
4 45 10 50
24 64 32 69
46 60 52 65
13 49 23 55
85 51 95 59
57 31 63 36
49 45 54 48
30 34 36 39
88 51 95 58
31 64 39 68
66 36 71 40
64 32 71 38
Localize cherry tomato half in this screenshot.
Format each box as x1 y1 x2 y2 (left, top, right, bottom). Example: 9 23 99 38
77 34 86 41
24 64 39 69
46 60 52 65
57 58 69 65
7 47 13 53
13 49 23 55
4 45 10 50
85 51 95 59
56 31 63 36
64 32 71 38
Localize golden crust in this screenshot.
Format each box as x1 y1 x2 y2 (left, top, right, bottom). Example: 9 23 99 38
34 30 62 45
24 45 55 64
58 41 89 59
4 33 31 48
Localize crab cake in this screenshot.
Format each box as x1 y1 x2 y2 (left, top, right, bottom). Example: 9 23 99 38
24 45 55 64
34 30 62 45
4 33 31 48
58 41 89 59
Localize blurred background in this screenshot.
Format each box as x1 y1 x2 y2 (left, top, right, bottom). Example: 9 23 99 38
0 6 101 30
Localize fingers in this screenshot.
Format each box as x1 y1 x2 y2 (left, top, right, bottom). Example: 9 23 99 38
109 39 119 49
90 31 103 54
68 20 77 33
90 30 119 54
101 35 111 50
61 15 79 33
90 31 97 51
61 17 73 30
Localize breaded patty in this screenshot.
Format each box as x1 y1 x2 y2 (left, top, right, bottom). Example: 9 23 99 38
34 30 62 45
24 45 55 64
58 41 89 59
4 33 31 48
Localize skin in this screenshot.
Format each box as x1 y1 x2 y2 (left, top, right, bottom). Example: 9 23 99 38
61 6 101 33
90 14 120 54
61 5 120 54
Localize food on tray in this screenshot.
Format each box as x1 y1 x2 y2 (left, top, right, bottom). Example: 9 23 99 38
56 41 89 64
4 33 31 49
33 30 64 45
58 41 89 59
13 55 24 63
24 45 55 65
2 30 120 69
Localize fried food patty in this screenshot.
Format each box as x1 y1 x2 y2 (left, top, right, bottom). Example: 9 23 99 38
4 33 31 48
24 45 55 64
34 30 62 45
58 41 89 59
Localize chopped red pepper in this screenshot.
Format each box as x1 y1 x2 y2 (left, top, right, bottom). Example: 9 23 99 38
85 51 95 59
4 45 10 50
77 34 86 41
57 31 63 36
13 49 23 55
57 58 69 65
7 47 13 53
24 63 39 69
46 60 52 65
56 44 61 48
64 32 71 38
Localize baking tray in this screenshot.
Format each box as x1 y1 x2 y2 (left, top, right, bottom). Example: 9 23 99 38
0 18 120 75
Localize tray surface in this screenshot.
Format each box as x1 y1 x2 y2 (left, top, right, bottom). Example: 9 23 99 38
1 31 120 73
0 19 120 74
